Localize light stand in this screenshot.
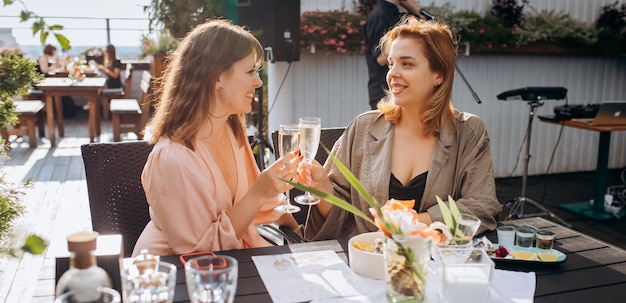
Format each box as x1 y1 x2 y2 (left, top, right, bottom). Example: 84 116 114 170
507 98 572 228
250 69 272 170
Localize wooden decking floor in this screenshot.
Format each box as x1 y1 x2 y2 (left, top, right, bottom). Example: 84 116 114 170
0 108 625 302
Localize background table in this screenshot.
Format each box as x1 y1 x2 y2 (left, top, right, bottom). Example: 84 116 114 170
36 77 106 146
539 117 626 219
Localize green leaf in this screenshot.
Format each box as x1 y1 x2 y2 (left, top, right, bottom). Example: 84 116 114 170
447 195 462 226
54 33 71 50
283 178 375 225
321 145 398 234
31 21 42 35
48 24 64 30
21 234 47 255
19 10 31 22
436 195 454 230
39 31 48 44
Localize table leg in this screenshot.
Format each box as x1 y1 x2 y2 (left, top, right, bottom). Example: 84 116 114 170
88 96 97 143
593 131 611 211
45 95 56 147
54 96 64 137
559 131 625 219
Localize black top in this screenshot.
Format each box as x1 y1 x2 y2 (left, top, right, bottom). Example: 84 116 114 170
389 171 428 211
363 0 402 109
106 59 124 89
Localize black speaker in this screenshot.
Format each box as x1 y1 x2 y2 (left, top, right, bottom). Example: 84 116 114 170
237 0 300 62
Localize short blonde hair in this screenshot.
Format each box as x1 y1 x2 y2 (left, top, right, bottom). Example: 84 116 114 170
377 16 457 136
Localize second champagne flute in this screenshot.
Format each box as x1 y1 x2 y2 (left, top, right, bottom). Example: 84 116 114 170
274 124 301 213
294 117 321 205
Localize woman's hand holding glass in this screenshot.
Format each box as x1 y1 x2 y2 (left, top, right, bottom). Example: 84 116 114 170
253 149 302 206
294 117 322 205
274 124 302 213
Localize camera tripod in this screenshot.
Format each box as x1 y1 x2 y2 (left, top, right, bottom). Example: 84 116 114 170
505 99 572 228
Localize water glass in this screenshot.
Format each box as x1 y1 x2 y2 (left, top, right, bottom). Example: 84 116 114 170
515 226 536 250
535 229 556 252
55 287 121 303
454 214 481 245
496 225 516 249
436 248 494 303
121 261 177 303
185 255 238 303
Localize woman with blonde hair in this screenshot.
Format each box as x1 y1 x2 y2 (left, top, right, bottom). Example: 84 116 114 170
133 19 301 256
301 16 501 240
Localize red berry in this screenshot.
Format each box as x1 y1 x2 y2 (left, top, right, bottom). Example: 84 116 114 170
495 245 509 258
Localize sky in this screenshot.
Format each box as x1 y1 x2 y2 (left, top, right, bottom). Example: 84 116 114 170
0 0 153 47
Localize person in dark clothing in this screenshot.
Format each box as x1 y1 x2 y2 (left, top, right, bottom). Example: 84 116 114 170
35 44 77 118
36 44 59 75
97 44 124 89
364 0 422 110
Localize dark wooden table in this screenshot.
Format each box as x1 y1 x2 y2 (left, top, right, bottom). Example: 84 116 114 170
538 117 626 219
35 77 106 147
153 217 626 303
50 217 626 302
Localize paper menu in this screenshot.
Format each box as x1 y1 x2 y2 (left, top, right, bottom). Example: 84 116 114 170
252 250 382 303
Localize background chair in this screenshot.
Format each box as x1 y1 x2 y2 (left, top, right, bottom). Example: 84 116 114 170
81 141 153 257
110 70 153 141
271 127 346 226
100 63 134 119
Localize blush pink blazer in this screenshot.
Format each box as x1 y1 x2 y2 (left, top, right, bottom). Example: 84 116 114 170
132 129 283 257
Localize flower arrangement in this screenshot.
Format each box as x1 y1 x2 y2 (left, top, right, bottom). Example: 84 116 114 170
287 146 464 301
300 10 366 55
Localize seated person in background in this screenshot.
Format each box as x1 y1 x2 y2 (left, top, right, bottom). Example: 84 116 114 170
301 16 502 241
36 44 59 75
97 44 123 89
133 19 302 257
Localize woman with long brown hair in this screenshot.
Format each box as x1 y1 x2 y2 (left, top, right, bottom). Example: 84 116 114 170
96 44 123 89
133 19 301 256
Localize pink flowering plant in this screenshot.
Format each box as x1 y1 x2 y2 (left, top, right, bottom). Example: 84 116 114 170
300 10 366 55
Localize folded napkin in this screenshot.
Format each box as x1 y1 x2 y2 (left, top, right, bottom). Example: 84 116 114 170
311 260 536 303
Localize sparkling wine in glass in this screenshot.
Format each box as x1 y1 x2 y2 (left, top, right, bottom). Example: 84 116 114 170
274 124 301 213
294 117 321 205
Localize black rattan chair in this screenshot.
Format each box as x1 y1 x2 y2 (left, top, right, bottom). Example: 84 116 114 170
81 141 153 257
82 140 303 253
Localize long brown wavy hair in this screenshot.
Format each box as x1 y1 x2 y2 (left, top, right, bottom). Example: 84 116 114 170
377 16 458 136
148 19 264 150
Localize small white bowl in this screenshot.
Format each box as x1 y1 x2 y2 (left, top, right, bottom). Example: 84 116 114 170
348 232 385 280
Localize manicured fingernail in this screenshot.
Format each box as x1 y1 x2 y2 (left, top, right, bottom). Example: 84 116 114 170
298 155 304 161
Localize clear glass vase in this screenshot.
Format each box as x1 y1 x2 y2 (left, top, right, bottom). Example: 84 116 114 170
383 236 431 303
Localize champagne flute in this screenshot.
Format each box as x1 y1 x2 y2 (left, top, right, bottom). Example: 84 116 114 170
274 124 301 213
294 117 321 205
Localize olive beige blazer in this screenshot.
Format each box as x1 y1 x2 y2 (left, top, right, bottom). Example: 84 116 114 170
305 110 501 240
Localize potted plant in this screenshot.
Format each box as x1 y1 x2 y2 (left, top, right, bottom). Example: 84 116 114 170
0 52 46 260
143 0 224 39
140 30 180 78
